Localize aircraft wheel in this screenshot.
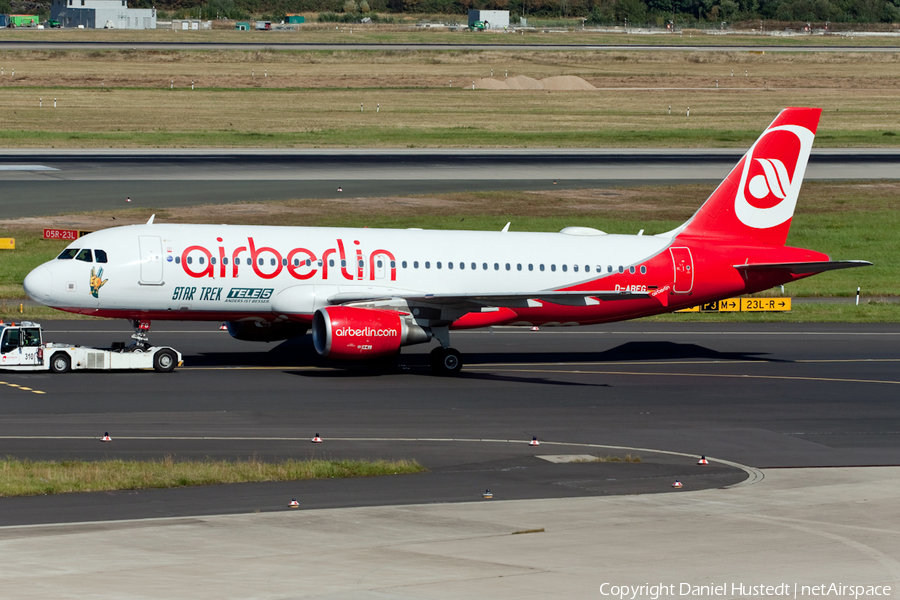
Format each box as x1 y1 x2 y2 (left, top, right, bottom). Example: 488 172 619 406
430 347 462 376
153 349 177 373
49 352 71 374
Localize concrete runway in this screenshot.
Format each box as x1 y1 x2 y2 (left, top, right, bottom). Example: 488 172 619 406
1 149 898 219
0 320 898 526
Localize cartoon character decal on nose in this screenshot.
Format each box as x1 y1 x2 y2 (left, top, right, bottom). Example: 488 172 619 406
89 267 107 298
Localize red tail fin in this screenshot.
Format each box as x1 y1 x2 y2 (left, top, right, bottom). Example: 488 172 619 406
675 108 821 247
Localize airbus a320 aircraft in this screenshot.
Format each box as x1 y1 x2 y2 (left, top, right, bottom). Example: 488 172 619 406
24 108 870 374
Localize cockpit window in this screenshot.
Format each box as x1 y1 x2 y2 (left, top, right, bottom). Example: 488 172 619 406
57 248 79 260
75 249 93 263
95 249 108 263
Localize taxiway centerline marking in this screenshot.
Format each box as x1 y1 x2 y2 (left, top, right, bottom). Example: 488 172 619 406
0 381 45 395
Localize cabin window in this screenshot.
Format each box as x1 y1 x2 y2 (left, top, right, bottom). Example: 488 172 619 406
471 262 476 270
341 260 346 268
540 264 545 271
390 261 396 269
257 258 263 266
641 265 647 274
551 264 556 272
222 257 228 265
629 266 636 274
447 262 453 270
573 265 579 272
562 264 568 272
271 258 276 266
306 259 312 267
377 260 383 268
402 261 407 268
494 263 499 271
187 257 193 265
317 260 323 267
425 261 430 269
437 262 442 269
619 265 624 274
76 249 93 263
175 256 180 264
414 261 419 269
95 250 108 263
329 259 335 267
596 265 602 272
57 249 79 260
517 264 522 271
528 264 533 271
293 259 300 267
459 262 465 270
482 263 487 270
505 263 510 271
210 257 216 265
198 257 205 265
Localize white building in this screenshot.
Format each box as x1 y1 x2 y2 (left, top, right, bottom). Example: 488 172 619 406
468 10 510 29
51 0 156 29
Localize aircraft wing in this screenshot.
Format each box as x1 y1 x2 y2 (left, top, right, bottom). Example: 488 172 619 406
328 289 650 309
734 260 873 275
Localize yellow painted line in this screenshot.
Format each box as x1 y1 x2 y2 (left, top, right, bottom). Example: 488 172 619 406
466 368 900 386
0 381 47 395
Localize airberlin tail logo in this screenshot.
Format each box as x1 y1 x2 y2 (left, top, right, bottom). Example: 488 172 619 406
734 124 815 230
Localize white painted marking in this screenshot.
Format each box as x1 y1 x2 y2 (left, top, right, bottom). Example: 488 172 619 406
0 165 58 171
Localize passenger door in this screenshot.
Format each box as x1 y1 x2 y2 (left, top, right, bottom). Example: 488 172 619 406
670 247 694 294
139 236 164 285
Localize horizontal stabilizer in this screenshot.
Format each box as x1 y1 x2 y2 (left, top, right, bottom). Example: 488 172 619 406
734 260 872 275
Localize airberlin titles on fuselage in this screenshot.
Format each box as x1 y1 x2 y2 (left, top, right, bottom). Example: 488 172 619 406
180 237 396 282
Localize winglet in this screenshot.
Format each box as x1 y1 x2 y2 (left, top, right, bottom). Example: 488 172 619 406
147 214 156 225
501 222 510 233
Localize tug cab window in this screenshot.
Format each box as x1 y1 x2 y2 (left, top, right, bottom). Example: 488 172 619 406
1 328 20 353
22 328 41 347
75 249 93 263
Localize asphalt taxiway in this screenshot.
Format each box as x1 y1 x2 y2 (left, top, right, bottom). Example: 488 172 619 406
0 320 898 525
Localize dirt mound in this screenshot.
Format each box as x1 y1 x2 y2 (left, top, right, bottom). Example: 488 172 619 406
541 75 597 90
473 75 596 90
504 75 544 90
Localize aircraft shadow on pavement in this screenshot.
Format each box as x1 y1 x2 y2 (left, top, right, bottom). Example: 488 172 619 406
460 341 780 366
184 340 779 382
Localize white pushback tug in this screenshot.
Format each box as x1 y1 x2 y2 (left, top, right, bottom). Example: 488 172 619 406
0 321 182 373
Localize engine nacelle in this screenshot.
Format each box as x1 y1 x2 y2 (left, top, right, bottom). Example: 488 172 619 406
225 321 309 342
312 306 431 360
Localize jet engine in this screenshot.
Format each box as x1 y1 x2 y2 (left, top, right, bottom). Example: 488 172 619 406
225 321 309 342
312 306 431 360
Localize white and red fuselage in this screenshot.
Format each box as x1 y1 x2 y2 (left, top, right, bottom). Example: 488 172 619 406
23 108 869 370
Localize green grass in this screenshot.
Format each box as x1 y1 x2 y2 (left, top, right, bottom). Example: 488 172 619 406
0 456 425 497
0 127 896 149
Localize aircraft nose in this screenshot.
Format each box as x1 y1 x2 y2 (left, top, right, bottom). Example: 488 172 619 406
24 265 53 303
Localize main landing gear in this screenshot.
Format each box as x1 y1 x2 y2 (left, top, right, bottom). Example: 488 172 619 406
428 326 462 376
430 346 462 376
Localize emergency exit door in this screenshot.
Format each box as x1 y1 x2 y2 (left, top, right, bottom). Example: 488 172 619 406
139 236 164 285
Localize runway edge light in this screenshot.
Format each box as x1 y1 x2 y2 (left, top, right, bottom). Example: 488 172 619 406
101 432 112 442
672 480 683 488
697 455 709 465
289 499 300 508
483 489 493 499
311 433 323 443
530 436 540 446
